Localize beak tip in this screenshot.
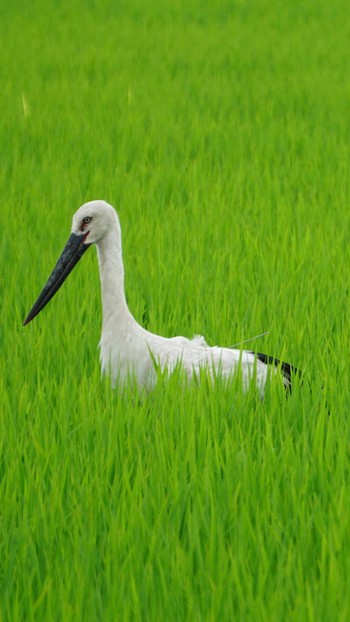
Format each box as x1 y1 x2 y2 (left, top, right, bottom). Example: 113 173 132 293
23 311 35 326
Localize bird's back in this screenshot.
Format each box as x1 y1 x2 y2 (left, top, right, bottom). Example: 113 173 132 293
150 333 275 395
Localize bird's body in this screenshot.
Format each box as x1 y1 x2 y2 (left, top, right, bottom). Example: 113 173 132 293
24 200 297 395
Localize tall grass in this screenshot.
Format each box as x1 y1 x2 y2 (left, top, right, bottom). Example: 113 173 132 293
1 0 350 619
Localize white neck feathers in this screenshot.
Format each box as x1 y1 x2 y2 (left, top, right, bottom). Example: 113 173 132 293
96 215 134 334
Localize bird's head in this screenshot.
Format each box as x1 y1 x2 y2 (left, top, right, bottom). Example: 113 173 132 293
23 199 117 326
71 200 118 244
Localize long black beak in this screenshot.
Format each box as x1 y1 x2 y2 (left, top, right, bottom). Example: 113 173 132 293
23 233 91 326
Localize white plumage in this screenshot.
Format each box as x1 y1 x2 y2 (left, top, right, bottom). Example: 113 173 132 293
24 200 296 395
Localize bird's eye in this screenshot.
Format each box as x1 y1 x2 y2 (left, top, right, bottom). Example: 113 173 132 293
79 216 93 233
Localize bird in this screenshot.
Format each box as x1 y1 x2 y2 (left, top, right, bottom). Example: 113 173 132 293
23 200 298 395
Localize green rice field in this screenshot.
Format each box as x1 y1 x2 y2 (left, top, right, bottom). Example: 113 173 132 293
1 0 350 619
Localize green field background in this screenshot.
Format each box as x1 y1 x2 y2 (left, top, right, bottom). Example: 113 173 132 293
1 1 350 620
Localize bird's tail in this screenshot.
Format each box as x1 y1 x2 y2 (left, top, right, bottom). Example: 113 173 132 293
251 352 301 392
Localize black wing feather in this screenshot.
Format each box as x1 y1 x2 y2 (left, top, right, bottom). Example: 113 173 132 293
250 352 301 391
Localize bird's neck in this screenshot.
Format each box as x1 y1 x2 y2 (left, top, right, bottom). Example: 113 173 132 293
96 223 135 333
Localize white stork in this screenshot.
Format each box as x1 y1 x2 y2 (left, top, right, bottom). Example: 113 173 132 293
23 200 298 394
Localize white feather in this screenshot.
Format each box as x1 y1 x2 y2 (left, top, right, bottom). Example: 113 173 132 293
70 200 288 395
